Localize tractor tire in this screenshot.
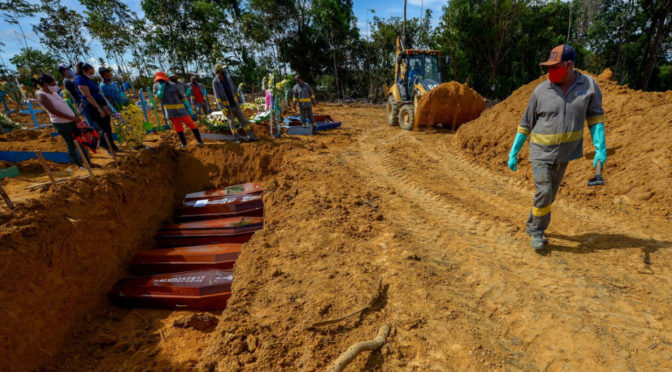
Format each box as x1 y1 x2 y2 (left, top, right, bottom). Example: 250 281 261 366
386 95 399 126
398 104 414 130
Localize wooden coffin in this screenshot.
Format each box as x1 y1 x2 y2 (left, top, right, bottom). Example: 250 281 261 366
184 183 263 202
108 269 233 310
175 194 263 221
155 216 263 246
130 243 242 275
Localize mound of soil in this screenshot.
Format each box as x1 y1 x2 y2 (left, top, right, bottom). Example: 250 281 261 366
456 69 672 218
415 81 486 129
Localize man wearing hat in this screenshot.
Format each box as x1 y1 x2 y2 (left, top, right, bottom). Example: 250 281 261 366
291 74 317 134
58 64 81 108
153 71 204 148
212 64 258 143
507 44 607 254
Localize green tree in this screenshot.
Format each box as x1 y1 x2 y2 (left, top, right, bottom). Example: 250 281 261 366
0 0 39 49
9 47 59 81
33 0 89 64
587 0 672 90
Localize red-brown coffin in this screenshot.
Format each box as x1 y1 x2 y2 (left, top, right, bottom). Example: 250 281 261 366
155 217 263 246
130 244 242 275
184 183 263 202
175 194 263 221
108 269 233 310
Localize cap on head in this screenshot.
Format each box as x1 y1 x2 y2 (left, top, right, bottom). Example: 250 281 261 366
295 74 302 80
154 71 168 82
540 44 576 66
57 64 71 73
214 64 226 73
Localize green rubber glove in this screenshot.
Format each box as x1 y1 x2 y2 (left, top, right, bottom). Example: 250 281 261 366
589 123 606 168
156 81 166 100
508 132 528 171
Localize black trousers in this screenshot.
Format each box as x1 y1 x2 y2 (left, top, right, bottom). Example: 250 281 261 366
81 102 118 151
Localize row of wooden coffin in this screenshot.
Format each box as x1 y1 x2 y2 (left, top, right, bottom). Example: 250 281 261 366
108 183 264 311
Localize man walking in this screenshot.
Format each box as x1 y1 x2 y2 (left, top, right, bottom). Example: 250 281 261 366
212 64 258 143
291 74 317 134
507 44 607 253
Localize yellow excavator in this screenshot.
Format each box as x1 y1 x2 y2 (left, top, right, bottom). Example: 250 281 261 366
386 37 446 130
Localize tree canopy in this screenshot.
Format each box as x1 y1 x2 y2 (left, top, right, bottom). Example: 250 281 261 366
1 0 671 98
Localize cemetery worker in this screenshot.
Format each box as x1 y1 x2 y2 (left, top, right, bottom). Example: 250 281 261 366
212 63 259 143
153 71 204 148
186 76 208 116
292 74 317 134
507 44 607 253
74 62 120 153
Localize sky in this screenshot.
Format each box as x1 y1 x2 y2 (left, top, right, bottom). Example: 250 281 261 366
0 0 446 71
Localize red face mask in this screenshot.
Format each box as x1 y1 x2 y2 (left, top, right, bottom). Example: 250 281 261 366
548 64 568 83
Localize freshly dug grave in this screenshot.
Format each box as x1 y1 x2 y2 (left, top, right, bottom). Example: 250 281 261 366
0 139 285 371
415 81 486 130
456 70 672 218
0 128 67 152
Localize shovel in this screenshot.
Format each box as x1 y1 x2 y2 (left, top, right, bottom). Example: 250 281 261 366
587 160 604 186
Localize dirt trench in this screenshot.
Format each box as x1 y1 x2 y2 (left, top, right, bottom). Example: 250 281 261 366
0 140 283 371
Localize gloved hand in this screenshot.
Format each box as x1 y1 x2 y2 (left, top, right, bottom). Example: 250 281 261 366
589 123 606 168
508 132 528 171
156 82 166 100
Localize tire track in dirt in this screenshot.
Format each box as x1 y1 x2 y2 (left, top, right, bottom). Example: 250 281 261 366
338 112 672 371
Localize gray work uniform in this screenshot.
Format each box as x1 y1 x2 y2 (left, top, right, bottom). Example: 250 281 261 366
153 81 189 119
212 71 250 135
292 82 316 127
517 71 605 235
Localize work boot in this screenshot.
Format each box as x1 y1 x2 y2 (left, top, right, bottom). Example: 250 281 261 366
245 130 259 142
526 231 548 243
177 132 187 148
232 133 241 144
531 234 546 250
192 128 205 147
311 125 317 135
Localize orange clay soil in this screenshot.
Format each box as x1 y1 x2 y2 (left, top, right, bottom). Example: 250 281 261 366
415 81 486 129
2 103 671 371
456 69 672 219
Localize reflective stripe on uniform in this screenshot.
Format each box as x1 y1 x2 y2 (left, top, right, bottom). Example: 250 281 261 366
530 129 583 146
517 126 531 136
215 98 229 108
532 204 552 217
310 95 315 99
298 98 311 103
586 115 605 127
164 103 185 110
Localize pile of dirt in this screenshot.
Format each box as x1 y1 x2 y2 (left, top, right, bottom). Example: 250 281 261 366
415 81 486 129
456 69 672 218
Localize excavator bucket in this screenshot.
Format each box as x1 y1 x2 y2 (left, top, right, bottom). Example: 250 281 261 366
414 82 486 130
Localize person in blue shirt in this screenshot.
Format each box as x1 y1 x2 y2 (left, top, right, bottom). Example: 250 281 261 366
74 62 120 153
98 67 129 112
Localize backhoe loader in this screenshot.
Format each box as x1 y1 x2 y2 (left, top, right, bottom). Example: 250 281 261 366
386 37 445 130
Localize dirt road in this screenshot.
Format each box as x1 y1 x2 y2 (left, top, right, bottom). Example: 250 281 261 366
43 103 672 371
